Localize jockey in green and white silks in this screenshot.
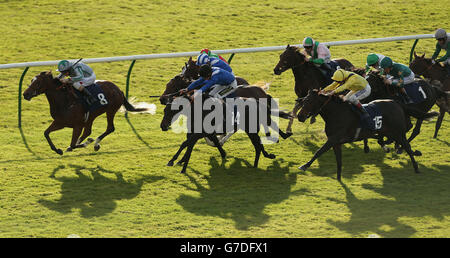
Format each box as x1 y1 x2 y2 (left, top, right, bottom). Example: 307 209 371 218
380 56 415 103
431 28 450 74
365 53 386 73
57 60 96 105
302 37 333 75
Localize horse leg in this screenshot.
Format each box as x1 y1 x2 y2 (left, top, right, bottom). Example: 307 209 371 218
269 117 292 140
286 102 301 134
299 140 334 171
363 138 370 153
93 110 117 151
398 135 420 173
407 119 423 143
433 107 445 138
44 121 65 155
333 144 343 181
180 135 201 174
206 134 227 159
168 137 190 166
66 126 83 152
76 120 94 148
246 132 262 168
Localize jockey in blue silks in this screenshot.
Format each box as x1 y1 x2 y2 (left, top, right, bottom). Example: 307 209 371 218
196 53 234 75
181 65 238 100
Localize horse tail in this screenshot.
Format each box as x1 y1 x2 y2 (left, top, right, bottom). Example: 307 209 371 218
401 104 439 120
122 96 157 114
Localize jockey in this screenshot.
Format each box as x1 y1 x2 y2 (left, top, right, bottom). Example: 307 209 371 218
321 69 371 120
200 48 229 64
365 53 386 73
57 60 96 105
379 57 414 104
302 37 333 75
431 28 450 74
196 53 233 74
182 64 238 100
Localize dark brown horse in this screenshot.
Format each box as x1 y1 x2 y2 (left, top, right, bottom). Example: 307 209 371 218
159 57 264 105
273 45 355 133
181 56 250 85
160 94 291 173
360 70 447 142
23 71 150 155
409 52 450 138
297 89 438 181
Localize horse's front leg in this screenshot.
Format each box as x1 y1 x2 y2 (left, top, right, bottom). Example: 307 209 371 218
286 101 301 134
299 140 334 171
66 126 83 152
44 121 65 155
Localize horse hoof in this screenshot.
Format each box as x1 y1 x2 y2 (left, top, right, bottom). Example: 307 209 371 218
167 160 174 167
413 150 422 156
177 160 185 166
364 147 370 153
66 147 73 152
283 132 293 139
180 169 186 174
55 149 63 155
396 149 403 155
267 154 276 159
94 145 100 151
310 117 316 124
298 164 308 171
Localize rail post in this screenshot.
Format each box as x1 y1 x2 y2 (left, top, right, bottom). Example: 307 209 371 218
18 67 29 128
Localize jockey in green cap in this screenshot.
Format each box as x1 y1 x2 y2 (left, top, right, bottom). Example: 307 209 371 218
431 28 450 74
365 53 386 73
302 37 333 76
380 57 414 104
57 59 96 105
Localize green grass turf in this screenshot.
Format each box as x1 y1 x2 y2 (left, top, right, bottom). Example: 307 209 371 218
0 0 449 237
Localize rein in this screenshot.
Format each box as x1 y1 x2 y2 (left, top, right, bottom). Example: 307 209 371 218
310 94 332 117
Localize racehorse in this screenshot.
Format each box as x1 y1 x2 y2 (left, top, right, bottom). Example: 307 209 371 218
358 70 447 143
160 94 292 173
23 71 151 155
409 52 450 138
297 89 439 181
181 56 250 85
273 45 355 133
159 72 292 145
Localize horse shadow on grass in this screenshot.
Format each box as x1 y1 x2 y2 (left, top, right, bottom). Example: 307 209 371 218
298 136 390 180
325 162 450 237
176 156 305 231
39 164 164 218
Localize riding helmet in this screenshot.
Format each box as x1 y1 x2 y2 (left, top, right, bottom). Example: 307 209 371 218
199 64 213 78
435 28 447 40
196 53 211 66
380 57 393 69
366 53 380 66
57 60 72 72
302 37 314 47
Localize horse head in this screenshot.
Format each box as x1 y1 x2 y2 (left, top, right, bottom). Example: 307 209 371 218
23 71 61 101
182 56 200 81
297 89 324 122
160 75 191 105
273 44 308 75
160 95 191 131
409 52 433 76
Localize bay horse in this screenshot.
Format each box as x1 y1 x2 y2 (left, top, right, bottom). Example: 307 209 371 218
409 52 450 138
297 89 439 181
273 45 355 133
23 71 151 155
160 94 292 173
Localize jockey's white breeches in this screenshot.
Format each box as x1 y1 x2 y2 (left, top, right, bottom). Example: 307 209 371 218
73 72 96 90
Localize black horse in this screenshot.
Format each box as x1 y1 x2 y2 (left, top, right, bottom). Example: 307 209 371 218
160 94 292 173
355 70 447 153
273 45 354 133
297 89 438 181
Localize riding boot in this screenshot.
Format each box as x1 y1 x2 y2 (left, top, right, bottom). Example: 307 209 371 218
400 89 413 104
355 103 371 128
81 88 96 105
